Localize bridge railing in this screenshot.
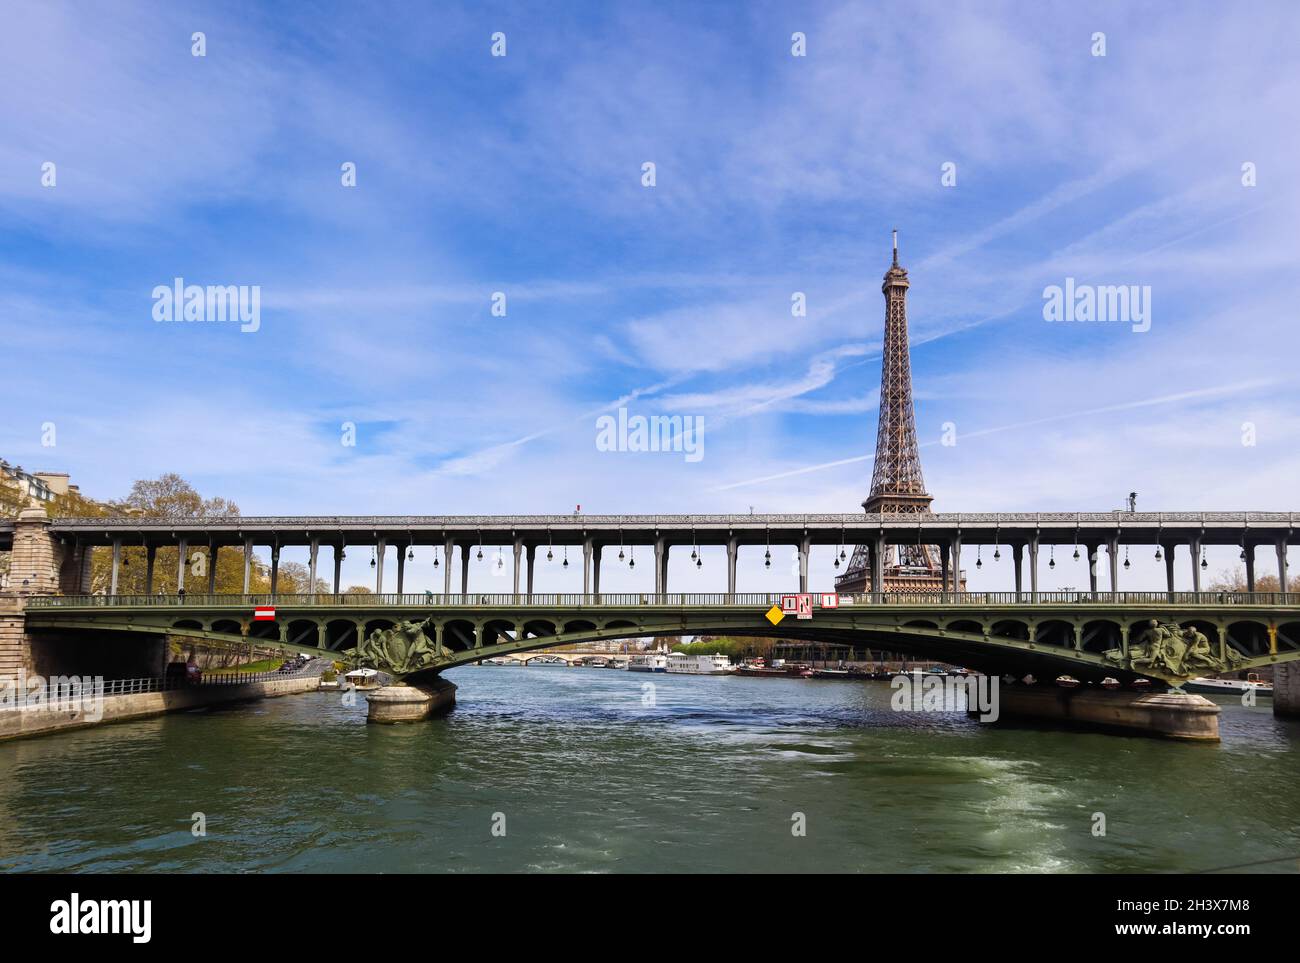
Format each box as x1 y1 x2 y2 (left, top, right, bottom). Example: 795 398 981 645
23 590 1298 608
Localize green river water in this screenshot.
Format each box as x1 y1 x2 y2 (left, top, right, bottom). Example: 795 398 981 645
1 668 1297 873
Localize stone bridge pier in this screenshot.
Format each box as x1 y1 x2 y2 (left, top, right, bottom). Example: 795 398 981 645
2 510 158 682
1276 663 1300 717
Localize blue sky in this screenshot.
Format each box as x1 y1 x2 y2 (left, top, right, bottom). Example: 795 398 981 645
3 0 1299 592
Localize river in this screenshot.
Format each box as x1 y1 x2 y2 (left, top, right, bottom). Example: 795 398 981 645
1 668 1297 873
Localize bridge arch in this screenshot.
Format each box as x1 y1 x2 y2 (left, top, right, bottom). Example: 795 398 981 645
286 618 321 649
1079 619 1123 655
324 619 360 651
1222 619 1268 659
1276 620 1300 654
1033 619 1075 649
990 619 1030 641
211 617 242 636
522 618 558 640
441 618 477 653
171 618 205 632
944 618 985 636
482 618 517 647
248 620 282 642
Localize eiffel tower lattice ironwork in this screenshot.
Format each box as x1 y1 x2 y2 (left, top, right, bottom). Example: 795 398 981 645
835 231 951 593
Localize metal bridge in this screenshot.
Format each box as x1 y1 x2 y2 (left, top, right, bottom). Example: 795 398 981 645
23 590 1300 687
4 510 1295 597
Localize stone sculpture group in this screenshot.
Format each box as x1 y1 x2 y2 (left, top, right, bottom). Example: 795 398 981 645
347 617 441 678
1104 619 1244 679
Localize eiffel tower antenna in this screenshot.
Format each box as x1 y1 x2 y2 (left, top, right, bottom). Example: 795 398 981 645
837 231 945 593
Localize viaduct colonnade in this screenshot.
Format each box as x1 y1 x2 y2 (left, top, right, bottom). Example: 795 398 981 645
1 511 1294 599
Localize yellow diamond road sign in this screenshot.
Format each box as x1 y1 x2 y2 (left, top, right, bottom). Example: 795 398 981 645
765 604 785 626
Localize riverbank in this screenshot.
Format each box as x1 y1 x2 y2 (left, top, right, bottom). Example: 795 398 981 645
0 675 321 743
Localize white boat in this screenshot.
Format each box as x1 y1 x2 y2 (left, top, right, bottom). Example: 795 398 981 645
627 653 668 673
1184 674 1272 696
667 652 734 675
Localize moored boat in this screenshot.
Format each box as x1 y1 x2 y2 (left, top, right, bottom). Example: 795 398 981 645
1183 674 1272 696
628 653 668 673
666 652 734 675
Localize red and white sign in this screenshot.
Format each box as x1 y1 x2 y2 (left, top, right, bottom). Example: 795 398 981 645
781 594 799 613
253 606 276 621
796 595 813 620
820 593 840 609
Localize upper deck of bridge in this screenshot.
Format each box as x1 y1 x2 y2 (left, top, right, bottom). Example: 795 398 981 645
2 510 1296 548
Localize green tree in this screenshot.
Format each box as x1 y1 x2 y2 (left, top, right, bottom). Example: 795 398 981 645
51 474 257 595
0 481 29 519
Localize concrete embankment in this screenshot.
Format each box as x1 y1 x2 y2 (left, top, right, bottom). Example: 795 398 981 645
0 675 321 742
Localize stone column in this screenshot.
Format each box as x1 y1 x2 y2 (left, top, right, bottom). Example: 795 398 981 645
177 538 189 594
1190 537 1202 593
1244 544 1255 593
1086 544 1099 594
242 538 253 595
1028 537 1039 599
308 539 319 594
111 538 121 596
76 543 94 594
726 537 738 598
951 536 961 594
798 535 811 593
872 535 886 595
1164 544 1176 594
582 538 593 594
443 538 454 595
940 543 950 597
592 544 603 596
660 542 671 595
9 509 62 596
1107 537 1119 597
653 537 665 594
525 544 536 595
513 539 523 596
269 544 279 597
459 543 470 594
333 547 342 595
144 544 156 593
1277 539 1290 595
208 543 219 594
375 539 385 594
396 547 406 595
1013 543 1024 600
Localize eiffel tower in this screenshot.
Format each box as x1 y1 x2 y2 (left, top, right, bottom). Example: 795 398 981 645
835 231 950 593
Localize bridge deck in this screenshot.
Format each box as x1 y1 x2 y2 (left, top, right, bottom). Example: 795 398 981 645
5 511 1297 548
22 590 1300 610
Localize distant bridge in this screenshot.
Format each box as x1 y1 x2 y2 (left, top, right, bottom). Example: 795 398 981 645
22 590 1300 687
